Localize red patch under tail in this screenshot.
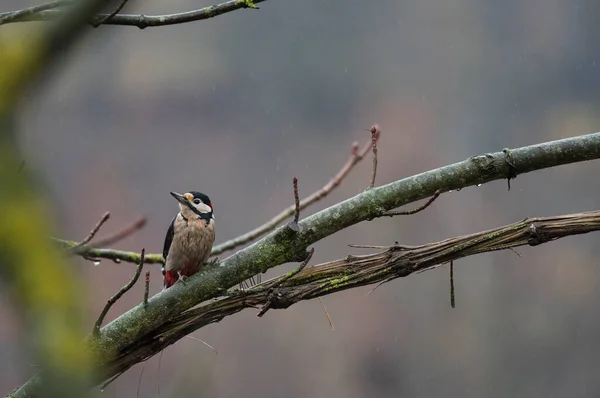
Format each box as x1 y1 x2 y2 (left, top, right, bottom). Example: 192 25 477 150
164 270 179 288
163 263 201 289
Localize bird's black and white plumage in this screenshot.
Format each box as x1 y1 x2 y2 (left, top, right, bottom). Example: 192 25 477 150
162 191 215 288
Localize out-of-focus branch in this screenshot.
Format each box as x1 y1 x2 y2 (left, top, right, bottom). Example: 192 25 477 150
56 242 164 264
53 217 149 263
67 211 110 253
99 210 600 378
0 1 70 26
0 1 126 398
0 0 123 113
90 0 129 27
0 0 268 28
211 135 379 256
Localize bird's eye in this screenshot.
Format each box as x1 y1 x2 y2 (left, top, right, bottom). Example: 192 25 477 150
193 199 201 205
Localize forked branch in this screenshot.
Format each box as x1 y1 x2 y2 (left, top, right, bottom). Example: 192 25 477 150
99 210 600 380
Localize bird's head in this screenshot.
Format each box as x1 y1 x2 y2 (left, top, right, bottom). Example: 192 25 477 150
170 191 213 220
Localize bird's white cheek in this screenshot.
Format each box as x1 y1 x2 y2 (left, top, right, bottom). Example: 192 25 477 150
196 203 212 213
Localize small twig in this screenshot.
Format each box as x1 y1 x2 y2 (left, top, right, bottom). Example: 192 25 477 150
143 271 150 305
93 248 145 335
317 297 335 330
385 189 441 216
91 0 128 27
257 248 315 317
91 217 147 248
157 350 164 398
349 243 422 250
185 335 219 354
17 160 25 174
136 363 145 398
211 133 379 256
365 276 394 296
368 125 380 188
67 212 110 253
508 247 522 257
293 176 300 224
503 148 518 191
99 372 122 392
450 261 455 308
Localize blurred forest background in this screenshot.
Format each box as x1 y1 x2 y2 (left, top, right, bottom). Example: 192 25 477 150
2 0 600 397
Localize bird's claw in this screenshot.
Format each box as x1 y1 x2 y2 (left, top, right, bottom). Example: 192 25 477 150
177 271 188 284
208 257 219 266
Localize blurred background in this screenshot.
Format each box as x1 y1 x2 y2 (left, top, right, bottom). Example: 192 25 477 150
2 0 600 396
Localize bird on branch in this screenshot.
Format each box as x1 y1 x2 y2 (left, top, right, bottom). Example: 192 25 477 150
162 191 215 288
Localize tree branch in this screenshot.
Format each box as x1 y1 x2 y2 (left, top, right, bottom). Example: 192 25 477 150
0 0 269 28
13 132 600 395
99 209 600 379
211 135 377 256
51 135 377 264
93 248 145 335
66 211 110 252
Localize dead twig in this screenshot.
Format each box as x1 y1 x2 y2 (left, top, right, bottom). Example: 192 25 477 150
136 363 145 398
99 372 121 392
91 217 147 248
450 260 455 308
157 350 163 398
67 212 110 253
293 176 300 224
212 134 379 256
143 271 150 305
91 0 128 27
368 125 380 188
185 335 219 355
257 247 315 317
317 297 335 330
385 189 441 216
65 217 147 257
93 248 145 336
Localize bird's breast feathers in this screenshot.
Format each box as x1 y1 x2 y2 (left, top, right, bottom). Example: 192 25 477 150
165 215 215 271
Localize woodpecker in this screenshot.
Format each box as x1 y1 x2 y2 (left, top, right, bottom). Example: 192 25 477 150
162 191 215 289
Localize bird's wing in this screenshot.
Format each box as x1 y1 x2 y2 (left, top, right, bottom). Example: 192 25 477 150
162 216 176 261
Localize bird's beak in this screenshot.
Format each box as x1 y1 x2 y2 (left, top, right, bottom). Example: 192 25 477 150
170 191 189 205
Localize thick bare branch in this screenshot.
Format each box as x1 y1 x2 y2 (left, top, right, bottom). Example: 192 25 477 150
0 0 268 28
98 210 600 378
